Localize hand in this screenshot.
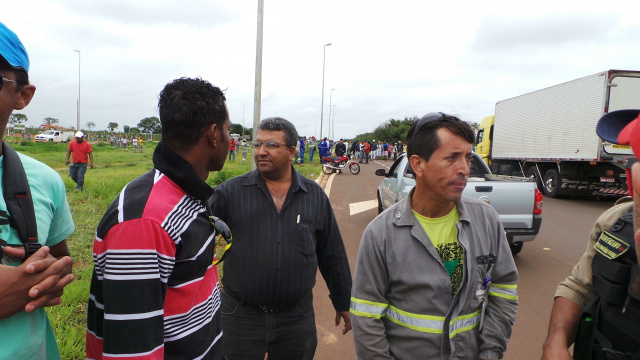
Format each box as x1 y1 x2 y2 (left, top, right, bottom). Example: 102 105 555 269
0 246 74 316
65 160 70 165
90 164 94 169
335 310 352 335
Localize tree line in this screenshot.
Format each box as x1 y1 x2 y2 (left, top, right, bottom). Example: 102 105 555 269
352 116 480 143
9 113 164 135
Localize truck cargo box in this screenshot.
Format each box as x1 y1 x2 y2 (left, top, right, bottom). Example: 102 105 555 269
492 70 639 161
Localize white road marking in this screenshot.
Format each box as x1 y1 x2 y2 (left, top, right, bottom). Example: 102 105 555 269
376 160 391 169
350 200 377 216
324 172 336 197
324 159 389 215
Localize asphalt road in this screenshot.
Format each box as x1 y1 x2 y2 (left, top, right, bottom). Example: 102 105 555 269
311 158 615 360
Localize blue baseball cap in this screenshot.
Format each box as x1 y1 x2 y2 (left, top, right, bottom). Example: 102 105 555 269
596 109 640 157
0 22 29 72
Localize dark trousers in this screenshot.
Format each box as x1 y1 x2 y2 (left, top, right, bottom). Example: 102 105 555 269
221 291 317 360
69 162 88 189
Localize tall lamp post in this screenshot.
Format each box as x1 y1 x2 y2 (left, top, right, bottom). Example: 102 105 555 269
319 43 331 139
328 88 335 139
74 50 81 131
252 0 264 170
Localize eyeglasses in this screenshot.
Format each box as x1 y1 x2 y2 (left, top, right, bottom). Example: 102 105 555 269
0 73 21 92
210 215 233 265
409 112 447 142
251 140 290 150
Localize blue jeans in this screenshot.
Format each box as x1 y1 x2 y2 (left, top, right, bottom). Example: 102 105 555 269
221 291 317 360
308 148 315 162
70 163 88 189
229 150 236 161
299 150 305 163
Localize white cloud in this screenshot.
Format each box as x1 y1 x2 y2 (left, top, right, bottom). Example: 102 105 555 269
4 0 640 138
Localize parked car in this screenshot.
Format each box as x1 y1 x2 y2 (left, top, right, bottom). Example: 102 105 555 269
376 153 543 254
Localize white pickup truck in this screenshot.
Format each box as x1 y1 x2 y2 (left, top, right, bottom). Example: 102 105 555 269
376 153 543 255
35 130 75 143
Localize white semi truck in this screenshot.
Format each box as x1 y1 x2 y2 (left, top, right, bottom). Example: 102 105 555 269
475 70 640 198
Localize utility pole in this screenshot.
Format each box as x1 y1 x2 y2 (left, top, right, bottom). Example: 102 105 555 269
319 43 331 139
252 0 264 170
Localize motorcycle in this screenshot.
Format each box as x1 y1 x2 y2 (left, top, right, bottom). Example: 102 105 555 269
321 155 360 175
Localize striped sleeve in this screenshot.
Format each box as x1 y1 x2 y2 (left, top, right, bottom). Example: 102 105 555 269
87 219 176 360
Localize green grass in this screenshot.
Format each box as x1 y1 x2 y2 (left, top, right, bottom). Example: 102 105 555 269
6 139 323 359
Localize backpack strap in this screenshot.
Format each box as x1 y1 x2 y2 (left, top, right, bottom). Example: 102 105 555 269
1 142 40 259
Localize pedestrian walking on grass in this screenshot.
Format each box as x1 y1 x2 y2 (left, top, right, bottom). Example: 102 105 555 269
65 131 93 190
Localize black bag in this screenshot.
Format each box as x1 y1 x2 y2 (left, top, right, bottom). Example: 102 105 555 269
0 142 39 261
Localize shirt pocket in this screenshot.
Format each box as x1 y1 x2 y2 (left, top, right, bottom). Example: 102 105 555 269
294 222 315 257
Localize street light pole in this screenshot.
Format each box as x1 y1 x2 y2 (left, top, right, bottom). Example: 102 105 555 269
319 43 331 139
74 50 80 131
252 0 264 171
328 88 335 139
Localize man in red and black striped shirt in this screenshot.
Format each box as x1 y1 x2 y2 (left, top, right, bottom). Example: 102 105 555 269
87 77 231 360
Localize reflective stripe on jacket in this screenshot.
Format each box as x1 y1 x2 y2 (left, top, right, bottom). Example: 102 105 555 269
351 190 518 360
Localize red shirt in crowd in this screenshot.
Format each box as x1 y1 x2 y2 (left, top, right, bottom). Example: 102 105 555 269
67 140 93 164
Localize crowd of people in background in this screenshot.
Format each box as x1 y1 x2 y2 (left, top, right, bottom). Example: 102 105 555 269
108 134 145 152
289 136 408 164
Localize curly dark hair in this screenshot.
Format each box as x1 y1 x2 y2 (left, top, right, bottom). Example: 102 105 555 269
406 113 474 162
158 77 227 151
258 117 298 147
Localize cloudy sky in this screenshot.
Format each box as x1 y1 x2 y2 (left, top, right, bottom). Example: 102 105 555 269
4 0 640 139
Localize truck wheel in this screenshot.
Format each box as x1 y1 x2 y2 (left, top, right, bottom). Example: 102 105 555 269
543 169 560 197
48 139 53 142
377 191 384 214
509 241 523 255
526 168 543 191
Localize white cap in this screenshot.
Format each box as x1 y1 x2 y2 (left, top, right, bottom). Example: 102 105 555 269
75 131 84 138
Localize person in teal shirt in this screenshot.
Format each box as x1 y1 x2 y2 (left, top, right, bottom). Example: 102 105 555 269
0 22 75 359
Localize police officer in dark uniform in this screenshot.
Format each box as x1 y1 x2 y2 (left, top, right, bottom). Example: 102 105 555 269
542 109 640 360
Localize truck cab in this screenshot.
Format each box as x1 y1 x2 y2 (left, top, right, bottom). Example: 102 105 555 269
474 115 494 166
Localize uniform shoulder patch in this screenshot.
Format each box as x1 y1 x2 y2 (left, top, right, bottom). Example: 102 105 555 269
594 230 631 260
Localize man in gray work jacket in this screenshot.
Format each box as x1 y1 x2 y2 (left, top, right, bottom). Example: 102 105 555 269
351 112 518 360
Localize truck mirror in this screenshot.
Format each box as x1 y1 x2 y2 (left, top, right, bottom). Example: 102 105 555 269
375 169 386 177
